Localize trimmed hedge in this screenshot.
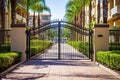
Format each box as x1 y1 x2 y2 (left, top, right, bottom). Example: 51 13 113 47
30 40 52 57
0 52 21 72
67 41 89 57
97 51 120 70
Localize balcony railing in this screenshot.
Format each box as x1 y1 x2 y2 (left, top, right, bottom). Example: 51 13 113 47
111 5 120 16
16 14 26 23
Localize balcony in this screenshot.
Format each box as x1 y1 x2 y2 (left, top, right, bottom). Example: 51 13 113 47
16 14 26 23
91 8 95 16
111 5 120 16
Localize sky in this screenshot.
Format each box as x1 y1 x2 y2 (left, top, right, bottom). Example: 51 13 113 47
44 0 69 20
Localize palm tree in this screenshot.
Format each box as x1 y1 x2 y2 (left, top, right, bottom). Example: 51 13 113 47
26 0 46 27
97 0 100 23
34 3 50 27
0 0 6 44
30 2 47 29
103 0 108 23
10 0 17 24
7 0 12 29
89 0 92 26
65 0 90 26
0 0 6 29
65 0 84 40
65 0 90 40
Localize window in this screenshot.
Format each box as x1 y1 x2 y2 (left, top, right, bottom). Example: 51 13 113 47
41 16 49 20
29 17 32 20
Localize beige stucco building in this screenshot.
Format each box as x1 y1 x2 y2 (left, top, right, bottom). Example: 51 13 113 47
108 0 120 28
91 0 120 29
0 2 27 30
29 14 51 28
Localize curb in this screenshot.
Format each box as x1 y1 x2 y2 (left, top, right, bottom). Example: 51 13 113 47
0 61 25 78
95 62 120 79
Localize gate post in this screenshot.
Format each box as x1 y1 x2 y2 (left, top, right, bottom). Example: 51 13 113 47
11 24 26 61
93 24 109 61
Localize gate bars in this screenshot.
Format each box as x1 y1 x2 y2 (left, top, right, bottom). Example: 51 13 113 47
26 20 93 60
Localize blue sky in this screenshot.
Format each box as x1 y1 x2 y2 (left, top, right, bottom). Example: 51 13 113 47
44 0 69 20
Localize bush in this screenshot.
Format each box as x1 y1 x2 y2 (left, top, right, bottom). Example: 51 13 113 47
97 51 120 70
0 52 21 72
67 41 90 57
30 39 52 57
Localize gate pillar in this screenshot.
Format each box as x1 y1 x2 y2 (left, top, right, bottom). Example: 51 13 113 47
11 24 26 61
93 24 109 61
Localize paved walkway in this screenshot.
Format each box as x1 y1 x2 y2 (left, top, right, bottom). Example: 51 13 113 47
35 43 88 60
1 44 119 80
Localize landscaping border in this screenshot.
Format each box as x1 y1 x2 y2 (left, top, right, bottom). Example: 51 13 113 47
30 43 53 59
0 61 25 78
95 62 120 79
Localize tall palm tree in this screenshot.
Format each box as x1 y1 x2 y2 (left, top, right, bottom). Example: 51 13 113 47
30 2 48 29
65 0 90 26
0 0 6 29
97 0 100 23
26 0 46 27
65 0 90 40
7 0 12 29
89 0 92 26
0 0 6 43
34 3 50 27
103 0 108 23
10 0 17 24
65 0 82 40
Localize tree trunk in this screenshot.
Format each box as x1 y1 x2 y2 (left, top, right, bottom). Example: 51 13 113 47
0 0 6 44
103 0 108 23
8 0 11 29
0 0 6 30
97 0 100 23
38 12 40 27
11 0 17 24
26 0 29 26
89 0 92 27
33 12 36 29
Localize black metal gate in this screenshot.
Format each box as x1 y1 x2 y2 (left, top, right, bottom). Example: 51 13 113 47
26 20 93 60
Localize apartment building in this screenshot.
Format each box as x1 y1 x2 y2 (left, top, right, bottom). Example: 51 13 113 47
29 14 51 27
108 0 120 28
16 5 27 24
0 2 27 30
88 0 120 29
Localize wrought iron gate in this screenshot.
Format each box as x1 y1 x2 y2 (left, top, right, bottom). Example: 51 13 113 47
26 20 93 60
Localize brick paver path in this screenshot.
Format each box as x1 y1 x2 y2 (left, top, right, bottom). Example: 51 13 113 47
1 44 119 80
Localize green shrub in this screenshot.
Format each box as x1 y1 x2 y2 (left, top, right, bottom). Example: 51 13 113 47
30 39 52 57
0 52 21 72
67 41 90 57
97 51 120 70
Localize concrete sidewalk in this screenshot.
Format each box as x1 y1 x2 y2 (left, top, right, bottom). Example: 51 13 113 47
1 44 119 80
35 43 88 60
2 60 119 80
